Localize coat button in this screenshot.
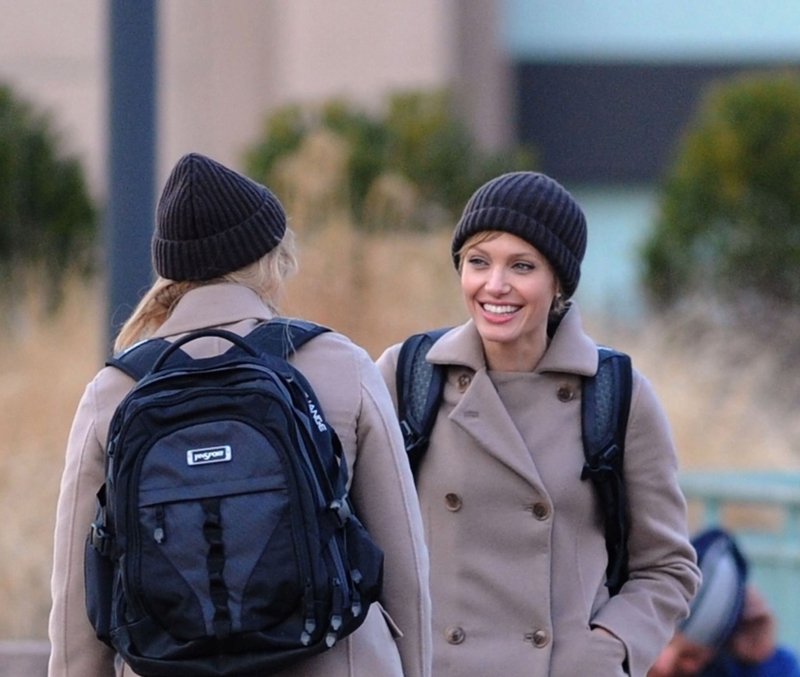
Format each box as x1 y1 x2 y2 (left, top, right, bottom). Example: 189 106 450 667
556 384 574 402
444 493 462 511
531 502 549 520
445 626 466 644
457 373 471 392
532 629 549 647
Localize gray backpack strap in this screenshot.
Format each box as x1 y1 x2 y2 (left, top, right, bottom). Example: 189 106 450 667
395 327 450 477
580 346 633 596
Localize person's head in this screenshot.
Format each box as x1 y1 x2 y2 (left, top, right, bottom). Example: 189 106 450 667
648 527 749 677
115 152 297 351
450 172 587 368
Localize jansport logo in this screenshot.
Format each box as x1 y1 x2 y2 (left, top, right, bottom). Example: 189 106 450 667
187 446 232 466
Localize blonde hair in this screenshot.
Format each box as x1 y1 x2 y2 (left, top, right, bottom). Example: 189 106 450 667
113 229 298 352
456 229 566 316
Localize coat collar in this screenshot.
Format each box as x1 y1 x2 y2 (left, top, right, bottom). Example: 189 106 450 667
152 283 275 337
427 302 599 376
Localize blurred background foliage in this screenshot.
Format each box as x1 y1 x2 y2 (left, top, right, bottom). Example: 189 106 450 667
244 89 535 232
0 83 96 310
5 71 800 319
642 71 800 311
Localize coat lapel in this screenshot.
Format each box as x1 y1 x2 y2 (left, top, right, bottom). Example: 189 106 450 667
449 367 546 488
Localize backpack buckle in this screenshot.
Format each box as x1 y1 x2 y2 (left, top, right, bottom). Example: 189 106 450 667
90 521 113 557
580 444 620 482
328 499 352 528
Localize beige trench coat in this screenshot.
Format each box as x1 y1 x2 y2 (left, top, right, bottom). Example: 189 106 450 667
48 283 432 677
377 304 700 677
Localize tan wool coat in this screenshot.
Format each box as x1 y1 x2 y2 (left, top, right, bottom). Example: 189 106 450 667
48 283 432 677
377 304 700 677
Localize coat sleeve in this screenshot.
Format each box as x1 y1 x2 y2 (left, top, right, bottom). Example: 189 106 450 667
350 347 432 677
48 378 116 677
590 371 701 677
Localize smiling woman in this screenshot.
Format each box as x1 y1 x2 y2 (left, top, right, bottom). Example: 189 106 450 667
377 171 701 677
457 231 559 372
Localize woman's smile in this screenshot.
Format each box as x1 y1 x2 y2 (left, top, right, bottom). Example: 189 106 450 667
480 302 521 319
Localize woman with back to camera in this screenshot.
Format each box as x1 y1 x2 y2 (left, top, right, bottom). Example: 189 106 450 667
48 152 431 677
377 171 700 677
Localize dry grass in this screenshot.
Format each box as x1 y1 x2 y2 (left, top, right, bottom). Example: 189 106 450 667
2 222 799 640
282 224 468 352
0 277 104 639
587 303 800 472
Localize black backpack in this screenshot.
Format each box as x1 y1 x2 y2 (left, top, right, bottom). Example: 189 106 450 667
396 328 632 596
85 318 384 677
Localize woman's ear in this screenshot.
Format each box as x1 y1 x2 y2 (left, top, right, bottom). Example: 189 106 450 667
550 286 566 314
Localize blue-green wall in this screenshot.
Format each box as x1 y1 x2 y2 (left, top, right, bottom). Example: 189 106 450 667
502 0 800 61
570 185 656 318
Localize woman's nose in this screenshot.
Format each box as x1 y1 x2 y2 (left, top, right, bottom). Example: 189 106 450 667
484 266 509 293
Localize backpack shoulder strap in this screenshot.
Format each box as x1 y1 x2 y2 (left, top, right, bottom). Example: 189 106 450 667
580 346 633 596
245 317 332 359
244 317 347 491
106 317 330 381
396 327 451 478
105 338 177 381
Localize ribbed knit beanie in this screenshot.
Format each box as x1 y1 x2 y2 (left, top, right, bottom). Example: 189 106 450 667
153 152 287 281
451 172 587 298
679 527 748 649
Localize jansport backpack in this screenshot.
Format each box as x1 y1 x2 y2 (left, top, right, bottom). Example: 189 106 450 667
84 318 384 677
396 328 632 596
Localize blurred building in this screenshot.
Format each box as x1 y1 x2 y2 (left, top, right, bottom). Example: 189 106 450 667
0 0 509 191
3 0 800 312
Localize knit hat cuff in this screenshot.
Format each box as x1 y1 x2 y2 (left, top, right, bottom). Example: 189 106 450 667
153 196 286 281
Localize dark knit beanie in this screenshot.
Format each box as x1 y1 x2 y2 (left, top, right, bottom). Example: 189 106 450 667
679 527 748 649
152 152 287 281
451 172 587 298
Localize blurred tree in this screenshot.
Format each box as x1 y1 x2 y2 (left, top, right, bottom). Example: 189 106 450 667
0 83 97 309
642 70 800 308
244 89 534 232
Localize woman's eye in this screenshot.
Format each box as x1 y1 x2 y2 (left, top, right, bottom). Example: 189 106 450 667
466 256 488 266
513 261 535 271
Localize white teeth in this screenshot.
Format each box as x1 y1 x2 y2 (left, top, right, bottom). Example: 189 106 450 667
482 303 518 314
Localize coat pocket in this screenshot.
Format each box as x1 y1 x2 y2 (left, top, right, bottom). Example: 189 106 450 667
378 603 404 639
588 628 629 676
554 626 628 676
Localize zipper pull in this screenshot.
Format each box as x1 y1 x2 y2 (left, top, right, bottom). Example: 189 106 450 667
153 505 166 543
326 578 344 647
301 578 316 646
350 569 363 617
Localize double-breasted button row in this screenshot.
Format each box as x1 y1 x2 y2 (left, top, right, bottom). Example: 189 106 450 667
524 629 549 648
445 626 466 644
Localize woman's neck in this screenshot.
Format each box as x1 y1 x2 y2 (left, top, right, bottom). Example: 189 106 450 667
482 336 549 372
